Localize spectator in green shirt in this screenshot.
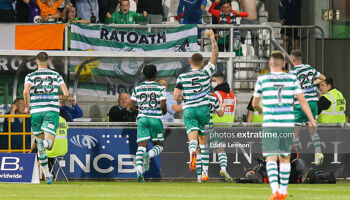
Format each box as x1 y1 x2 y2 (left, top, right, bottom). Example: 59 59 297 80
106 0 148 24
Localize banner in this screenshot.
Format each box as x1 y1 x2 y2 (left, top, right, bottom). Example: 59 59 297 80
15 24 65 50
70 24 199 52
61 128 161 179
58 127 350 179
69 57 190 98
0 153 39 183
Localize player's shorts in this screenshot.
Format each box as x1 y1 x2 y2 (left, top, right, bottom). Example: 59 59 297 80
31 111 59 136
137 117 164 143
294 101 318 125
183 105 210 135
262 127 294 158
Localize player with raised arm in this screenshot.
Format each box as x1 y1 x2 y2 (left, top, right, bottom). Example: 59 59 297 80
129 64 167 183
289 50 326 166
23 52 69 184
173 29 218 181
252 51 316 200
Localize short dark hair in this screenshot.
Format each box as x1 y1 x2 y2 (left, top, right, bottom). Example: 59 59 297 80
13 98 24 104
324 77 334 88
290 50 303 59
191 53 204 66
212 72 225 81
143 64 157 80
270 51 285 61
220 0 231 7
36 52 48 63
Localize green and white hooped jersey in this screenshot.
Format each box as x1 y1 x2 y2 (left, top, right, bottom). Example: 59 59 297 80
25 68 65 114
289 64 320 104
253 72 302 127
207 94 221 126
131 81 166 119
176 62 216 110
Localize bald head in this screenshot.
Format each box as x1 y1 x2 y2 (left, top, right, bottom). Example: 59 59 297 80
118 93 130 108
157 78 168 89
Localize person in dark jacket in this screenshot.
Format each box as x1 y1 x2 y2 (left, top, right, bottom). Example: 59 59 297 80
109 92 137 122
1 98 31 150
59 95 83 122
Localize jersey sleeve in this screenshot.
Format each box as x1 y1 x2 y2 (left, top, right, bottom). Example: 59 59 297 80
253 77 262 97
293 76 303 95
57 74 65 86
175 76 183 90
203 62 216 77
24 74 32 86
131 89 137 101
214 97 221 111
160 86 167 100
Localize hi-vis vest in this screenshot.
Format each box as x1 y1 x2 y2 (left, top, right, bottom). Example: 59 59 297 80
252 97 263 123
47 116 68 158
212 90 237 123
318 89 346 124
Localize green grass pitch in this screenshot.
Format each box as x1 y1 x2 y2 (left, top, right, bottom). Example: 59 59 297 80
0 181 349 199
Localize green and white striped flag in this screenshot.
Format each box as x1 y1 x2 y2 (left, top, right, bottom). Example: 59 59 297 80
70 24 199 52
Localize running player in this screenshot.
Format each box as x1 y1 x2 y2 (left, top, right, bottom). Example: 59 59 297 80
129 64 167 183
289 50 326 166
173 29 218 181
252 51 316 200
172 94 233 182
23 52 69 184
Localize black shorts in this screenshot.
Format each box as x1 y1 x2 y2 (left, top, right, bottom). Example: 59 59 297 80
281 27 300 39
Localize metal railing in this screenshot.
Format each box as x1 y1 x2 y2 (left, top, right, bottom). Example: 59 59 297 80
0 114 31 153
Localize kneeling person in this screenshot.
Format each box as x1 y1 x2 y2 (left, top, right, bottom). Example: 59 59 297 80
130 64 167 182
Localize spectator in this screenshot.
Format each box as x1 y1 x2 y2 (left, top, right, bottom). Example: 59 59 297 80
36 0 63 23
238 0 259 57
176 0 206 37
23 0 41 23
99 0 119 23
211 72 238 123
279 0 301 51
157 78 176 122
75 0 99 23
58 95 83 122
208 0 248 54
16 0 30 22
0 0 15 22
137 0 161 24
246 96 263 123
176 0 206 25
61 3 89 23
106 0 148 24
0 98 31 150
108 92 137 122
318 78 347 124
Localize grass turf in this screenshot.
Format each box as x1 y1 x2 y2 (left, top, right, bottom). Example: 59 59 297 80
0 181 349 199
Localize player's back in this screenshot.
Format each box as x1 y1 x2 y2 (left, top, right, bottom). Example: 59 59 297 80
255 72 301 127
132 81 166 119
25 68 64 114
176 62 215 110
289 64 320 103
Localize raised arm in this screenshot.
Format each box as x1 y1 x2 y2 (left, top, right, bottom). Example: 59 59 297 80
206 30 219 65
208 0 221 18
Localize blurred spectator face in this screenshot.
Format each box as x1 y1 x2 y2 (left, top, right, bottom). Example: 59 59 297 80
118 93 130 108
15 99 26 114
221 3 232 15
319 81 331 94
120 0 130 15
157 79 168 89
46 0 55 8
68 7 77 20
